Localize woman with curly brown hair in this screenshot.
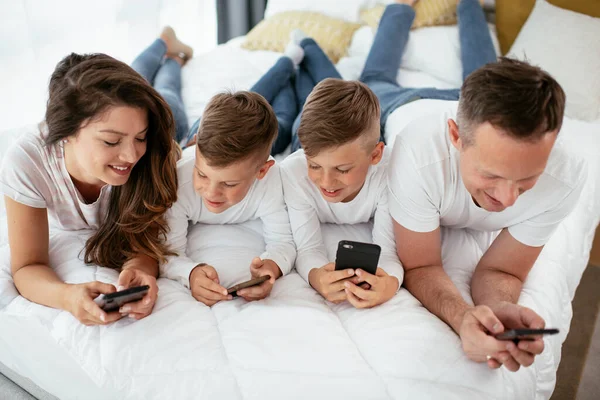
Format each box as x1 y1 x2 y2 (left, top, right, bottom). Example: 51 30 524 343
0 52 179 325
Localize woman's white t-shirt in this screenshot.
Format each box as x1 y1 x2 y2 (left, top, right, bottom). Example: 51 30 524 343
0 128 111 231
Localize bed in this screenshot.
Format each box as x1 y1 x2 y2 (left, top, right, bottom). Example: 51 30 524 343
1 2 599 399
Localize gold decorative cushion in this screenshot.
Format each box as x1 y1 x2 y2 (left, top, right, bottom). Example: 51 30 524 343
242 11 362 63
360 0 465 31
496 0 600 54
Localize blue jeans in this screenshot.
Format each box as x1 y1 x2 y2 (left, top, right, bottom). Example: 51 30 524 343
187 38 341 155
290 38 342 152
131 39 189 144
360 0 497 137
185 56 298 155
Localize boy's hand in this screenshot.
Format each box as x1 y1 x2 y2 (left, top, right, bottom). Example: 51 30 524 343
308 262 356 303
238 257 282 301
344 268 399 309
189 264 232 306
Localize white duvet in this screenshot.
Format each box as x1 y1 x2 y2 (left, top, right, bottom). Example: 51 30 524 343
1 28 600 400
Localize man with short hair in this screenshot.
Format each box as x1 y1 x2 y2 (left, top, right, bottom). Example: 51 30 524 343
389 57 587 372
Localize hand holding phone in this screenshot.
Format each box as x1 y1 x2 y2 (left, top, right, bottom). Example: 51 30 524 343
227 276 270 297
308 262 356 304
189 264 231 306
64 281 124 326
94 285 150 312
231 257 282 301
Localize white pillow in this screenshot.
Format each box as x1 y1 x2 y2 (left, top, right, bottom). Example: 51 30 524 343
508 0 600 122
347 24 500 87
264 0 370 23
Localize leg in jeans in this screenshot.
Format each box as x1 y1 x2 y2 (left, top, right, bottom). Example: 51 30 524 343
184 57 298 153
359 4 414 86
291 38 342 152
131 39 167 84
270 82 298 155
458 0 497 80
296 38 342 109
153 58 189 144
251 56 298 154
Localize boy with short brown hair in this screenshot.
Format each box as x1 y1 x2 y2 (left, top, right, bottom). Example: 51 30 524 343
161 91 296 306
281 78 403 308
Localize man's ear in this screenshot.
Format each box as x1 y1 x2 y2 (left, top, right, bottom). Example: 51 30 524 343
448 119 462 150
256 159 275 180
371 141 385 165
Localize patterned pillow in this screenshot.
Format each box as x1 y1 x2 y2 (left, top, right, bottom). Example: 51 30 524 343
360 0 462 30
242 11 362 63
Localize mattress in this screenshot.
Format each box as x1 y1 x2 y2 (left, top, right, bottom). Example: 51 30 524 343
1 30 599 400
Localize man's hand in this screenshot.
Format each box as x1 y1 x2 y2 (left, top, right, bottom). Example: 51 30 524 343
189 264 231 306
459 303 546 372
237 257 282 301
308 262 355 303
344 268 399 308
486 302 546 371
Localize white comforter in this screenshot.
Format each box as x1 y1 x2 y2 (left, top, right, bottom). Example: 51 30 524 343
1 30 599 400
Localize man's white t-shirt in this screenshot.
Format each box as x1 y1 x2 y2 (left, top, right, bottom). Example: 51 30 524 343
280 149 403 284
161 155 297 288
387 103 587 247
0 128 111 231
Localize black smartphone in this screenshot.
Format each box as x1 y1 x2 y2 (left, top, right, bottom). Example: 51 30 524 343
94 285 150 312
227 276 270 297
335 240 381 276
495 328 559 341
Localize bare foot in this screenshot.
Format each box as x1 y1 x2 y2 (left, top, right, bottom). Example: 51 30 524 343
160 26 194 64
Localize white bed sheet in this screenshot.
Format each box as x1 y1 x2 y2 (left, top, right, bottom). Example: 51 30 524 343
0 33 599 400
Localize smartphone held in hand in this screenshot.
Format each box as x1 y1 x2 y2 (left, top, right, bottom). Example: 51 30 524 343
94 285 150 312
335 240 380 276
227 276 270 297
495 328 559 341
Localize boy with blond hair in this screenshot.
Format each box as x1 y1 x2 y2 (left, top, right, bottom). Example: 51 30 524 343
161 91 296 305
281 78 403 308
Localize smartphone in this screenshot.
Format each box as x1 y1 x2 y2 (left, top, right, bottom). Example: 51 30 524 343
227 276 270 297
93 285 150 312
335 240 381 276
495 328 559 341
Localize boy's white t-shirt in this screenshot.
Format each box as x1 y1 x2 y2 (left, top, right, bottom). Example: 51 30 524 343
161 155 296 288
0 128 111 231
280 149 403 284
387 104 587 247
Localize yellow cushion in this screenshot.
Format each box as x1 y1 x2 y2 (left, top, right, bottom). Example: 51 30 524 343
241 11 362 63
496 0 600 54
360 1 464 31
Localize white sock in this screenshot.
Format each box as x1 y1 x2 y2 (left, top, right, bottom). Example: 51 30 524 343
290 29 308 46
284 42 304 66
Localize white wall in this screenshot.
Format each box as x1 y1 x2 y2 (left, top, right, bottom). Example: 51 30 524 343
0 0 217 131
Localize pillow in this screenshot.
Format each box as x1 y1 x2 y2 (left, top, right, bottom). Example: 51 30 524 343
360 0 466 30
264 0 370 23
345 24 500 87
508 0 600 121
496 0 600 54
242 11 362 63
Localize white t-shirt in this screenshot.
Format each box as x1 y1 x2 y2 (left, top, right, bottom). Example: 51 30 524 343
0 128 111 231
161 155 297 288
387 104 587 247
280 149 403 284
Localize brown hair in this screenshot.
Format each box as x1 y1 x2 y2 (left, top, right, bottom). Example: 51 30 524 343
45 53 178 269
196 91 278 167
297 78 380 158
457 57 566 145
